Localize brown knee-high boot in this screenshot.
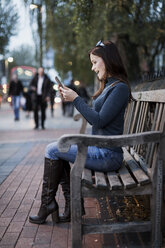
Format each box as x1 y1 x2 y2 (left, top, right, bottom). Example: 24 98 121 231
59 160 85 222
59 160 71 222
29 158 63 224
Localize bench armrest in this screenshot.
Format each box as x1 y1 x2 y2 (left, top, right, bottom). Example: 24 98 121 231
57 131 162 153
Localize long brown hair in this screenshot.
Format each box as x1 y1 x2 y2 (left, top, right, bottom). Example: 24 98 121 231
89 40 133 101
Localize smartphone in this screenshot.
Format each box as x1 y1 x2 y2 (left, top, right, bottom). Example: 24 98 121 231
55 76 64 88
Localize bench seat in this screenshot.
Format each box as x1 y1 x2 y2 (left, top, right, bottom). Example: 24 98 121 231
82 148 150 192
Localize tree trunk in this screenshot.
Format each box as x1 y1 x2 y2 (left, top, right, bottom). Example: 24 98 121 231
117 34 141 81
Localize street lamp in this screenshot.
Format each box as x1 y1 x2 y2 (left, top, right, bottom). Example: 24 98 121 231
7 57 14 63
30 2 43 67
30 3 39 9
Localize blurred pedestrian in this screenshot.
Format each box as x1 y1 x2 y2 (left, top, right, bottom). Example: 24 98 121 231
25 89 33 118
23 86 33 118
30 67 51 129
61 99 67 116
50 82 56 117
8 74 23 121
77 81 90 103
66 79 77 117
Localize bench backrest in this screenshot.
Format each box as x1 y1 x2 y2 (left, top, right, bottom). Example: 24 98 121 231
124 89 165 170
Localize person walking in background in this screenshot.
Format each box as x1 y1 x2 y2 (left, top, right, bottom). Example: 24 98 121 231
66 78 77 117
77 80 90 104
29 40 132 225
23 86 32 118
30 67 51 130
8 74 23 121
50 82 56 117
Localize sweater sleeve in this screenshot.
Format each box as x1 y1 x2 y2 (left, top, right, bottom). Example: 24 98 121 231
73 83 129 128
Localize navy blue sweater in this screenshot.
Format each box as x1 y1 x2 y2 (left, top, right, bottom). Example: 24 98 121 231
73 77 129 152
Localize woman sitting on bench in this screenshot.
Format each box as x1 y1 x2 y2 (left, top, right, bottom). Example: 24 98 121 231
29 40 133 225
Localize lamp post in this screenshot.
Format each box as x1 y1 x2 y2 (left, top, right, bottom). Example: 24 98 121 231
30 2 43 67
5 57 14 82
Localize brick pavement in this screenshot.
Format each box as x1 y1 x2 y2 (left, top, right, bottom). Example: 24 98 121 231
0 140 102 248
0 103 101 248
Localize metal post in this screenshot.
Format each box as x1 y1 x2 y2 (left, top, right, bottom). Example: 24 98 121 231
37 4 43 67
5 59 8 82
30 1 43 67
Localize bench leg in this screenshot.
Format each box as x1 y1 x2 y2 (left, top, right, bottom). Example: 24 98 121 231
162 179 165 232
70 145 88 248
151 159 163 248
71 178 82 248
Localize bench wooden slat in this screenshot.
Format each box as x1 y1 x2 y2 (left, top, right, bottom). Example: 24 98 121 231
130 101 140 134
118 165 137 189
107 171 122 190
146 102 159 164
133 102 145 152
83 221 152 235
82 168 93 185
136 102 149 153
123 148 150 185
95 172 107 188
124 101 135 134
148 103 163 166
132 89 165 102
160 104 165 131
130 147 150 175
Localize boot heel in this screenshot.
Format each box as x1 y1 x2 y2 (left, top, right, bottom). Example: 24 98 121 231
51 209 59 224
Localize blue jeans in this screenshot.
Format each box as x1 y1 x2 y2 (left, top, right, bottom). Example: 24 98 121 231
12 96 21 119
45 142 123 172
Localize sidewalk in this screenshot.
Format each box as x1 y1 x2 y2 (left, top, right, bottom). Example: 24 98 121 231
0 102 84 184
0 102 86 143
0 102 155 247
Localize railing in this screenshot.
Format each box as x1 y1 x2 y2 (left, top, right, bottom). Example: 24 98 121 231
132 69 165 86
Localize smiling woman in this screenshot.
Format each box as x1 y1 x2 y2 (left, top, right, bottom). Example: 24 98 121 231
29 40 134 226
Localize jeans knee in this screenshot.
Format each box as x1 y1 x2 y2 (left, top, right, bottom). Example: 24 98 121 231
45 142 58 159
45 143 52 157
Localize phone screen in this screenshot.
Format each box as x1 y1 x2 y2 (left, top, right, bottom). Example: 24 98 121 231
55 76 64 88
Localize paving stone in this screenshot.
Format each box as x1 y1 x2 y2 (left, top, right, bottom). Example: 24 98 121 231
34 231 52 245
7 221 24 233
0 226 7 239
0 217 12 227
0 245 15 248
20 226 38 238
83 234 103 248
15 238 34 248
8 200 21 209
13 211 29 222
1 208 17 218
50 223 69 248
32 244 49 248
0 232 19 246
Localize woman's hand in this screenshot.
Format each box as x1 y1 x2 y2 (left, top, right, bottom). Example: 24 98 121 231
59 85 78 102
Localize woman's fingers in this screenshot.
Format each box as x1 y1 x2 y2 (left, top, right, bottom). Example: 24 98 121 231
59 86 77 102
63 85 68 89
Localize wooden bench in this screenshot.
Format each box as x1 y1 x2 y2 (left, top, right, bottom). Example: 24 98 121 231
57 89 165 248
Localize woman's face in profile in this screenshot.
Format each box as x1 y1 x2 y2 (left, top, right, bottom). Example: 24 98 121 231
90 53 106 81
